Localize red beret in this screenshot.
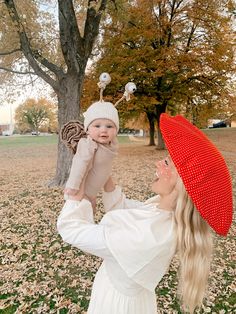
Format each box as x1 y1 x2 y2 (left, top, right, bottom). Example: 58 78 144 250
160 113 233 236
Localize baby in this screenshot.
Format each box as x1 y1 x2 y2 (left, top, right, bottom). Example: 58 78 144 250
64 100 119 205
61 73 136 207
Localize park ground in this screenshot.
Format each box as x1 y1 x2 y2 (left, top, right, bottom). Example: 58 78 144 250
0 129 235 314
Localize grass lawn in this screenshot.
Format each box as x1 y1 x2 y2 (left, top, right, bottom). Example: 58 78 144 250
0 134 58 148
202 127 236 142
0 134 132 148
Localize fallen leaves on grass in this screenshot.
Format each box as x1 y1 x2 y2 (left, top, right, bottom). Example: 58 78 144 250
0 138 235 313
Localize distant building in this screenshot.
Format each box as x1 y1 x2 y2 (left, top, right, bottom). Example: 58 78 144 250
0 124 9 135
0 124 14 135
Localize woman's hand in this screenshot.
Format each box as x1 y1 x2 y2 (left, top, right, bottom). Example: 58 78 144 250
66 193 97 213
104 177 116 192
65 191 84 201
64 187 80 196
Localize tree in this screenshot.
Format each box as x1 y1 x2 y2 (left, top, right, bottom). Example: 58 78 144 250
15 98 57 133
0 0 109 185
93 0 236 148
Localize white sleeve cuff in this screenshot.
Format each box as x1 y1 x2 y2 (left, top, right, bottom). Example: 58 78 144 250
58 199 94 224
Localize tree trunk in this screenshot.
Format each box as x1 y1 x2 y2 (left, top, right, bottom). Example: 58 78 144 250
146 111 156 146
156 129 165 150
48 73 84 187
155 103 167 150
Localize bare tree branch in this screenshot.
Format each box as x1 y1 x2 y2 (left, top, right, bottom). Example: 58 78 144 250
84 0 107 58
3 0 60 92
0 66 36 75
31 49 64 78
0 48 21 56
185 22 197 52
4 76 40 88
57 0 108 72
58 0 84 71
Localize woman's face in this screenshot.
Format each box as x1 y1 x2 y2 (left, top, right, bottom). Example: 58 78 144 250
152 156 178 196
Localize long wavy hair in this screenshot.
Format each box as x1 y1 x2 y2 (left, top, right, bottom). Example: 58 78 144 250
174 177 213 313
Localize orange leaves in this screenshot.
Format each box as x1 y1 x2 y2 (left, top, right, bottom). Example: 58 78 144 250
91 0 236 128
14 97 58 133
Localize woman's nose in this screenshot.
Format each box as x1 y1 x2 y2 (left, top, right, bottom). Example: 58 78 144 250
156 160 167 171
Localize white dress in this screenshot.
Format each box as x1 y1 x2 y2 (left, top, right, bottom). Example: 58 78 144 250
57 186 177 314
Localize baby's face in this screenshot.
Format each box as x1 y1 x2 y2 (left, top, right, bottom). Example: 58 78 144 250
87 119 117 144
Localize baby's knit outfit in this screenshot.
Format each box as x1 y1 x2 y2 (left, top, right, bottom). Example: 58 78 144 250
65 136 118 199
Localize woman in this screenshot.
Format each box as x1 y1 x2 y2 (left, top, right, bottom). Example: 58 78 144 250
57 113 233 314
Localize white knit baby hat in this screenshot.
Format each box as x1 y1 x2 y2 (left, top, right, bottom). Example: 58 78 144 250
83 73 136 131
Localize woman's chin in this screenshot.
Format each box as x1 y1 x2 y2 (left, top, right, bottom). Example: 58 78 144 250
151 181 158 193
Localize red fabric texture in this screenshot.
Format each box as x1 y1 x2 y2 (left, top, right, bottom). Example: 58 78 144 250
160 113 233 236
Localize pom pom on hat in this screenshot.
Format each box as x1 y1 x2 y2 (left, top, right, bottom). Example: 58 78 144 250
160 113 233 236
83 101 119 131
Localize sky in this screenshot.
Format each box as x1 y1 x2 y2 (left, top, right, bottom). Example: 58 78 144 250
0 104 17 125
0 78 54 125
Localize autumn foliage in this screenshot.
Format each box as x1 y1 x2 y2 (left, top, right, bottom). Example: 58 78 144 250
91 0 236 145
15 98 58 133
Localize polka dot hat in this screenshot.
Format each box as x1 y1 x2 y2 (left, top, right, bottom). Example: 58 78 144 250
160 113 233 236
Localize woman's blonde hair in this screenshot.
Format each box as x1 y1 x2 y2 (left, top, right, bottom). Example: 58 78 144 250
174 177 213 313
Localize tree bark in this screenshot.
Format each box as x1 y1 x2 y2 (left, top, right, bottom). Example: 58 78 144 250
155 103 167 150
146 110 156 146
49 72 84 187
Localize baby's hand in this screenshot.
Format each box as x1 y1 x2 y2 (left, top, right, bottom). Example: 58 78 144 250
64 188 84 201
64 188 80 196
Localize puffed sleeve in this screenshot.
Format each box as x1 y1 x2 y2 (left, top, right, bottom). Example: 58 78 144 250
102 185 145 212
100 208 176 291
57 199 176 291
65 137 98 190
57 199 111 259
